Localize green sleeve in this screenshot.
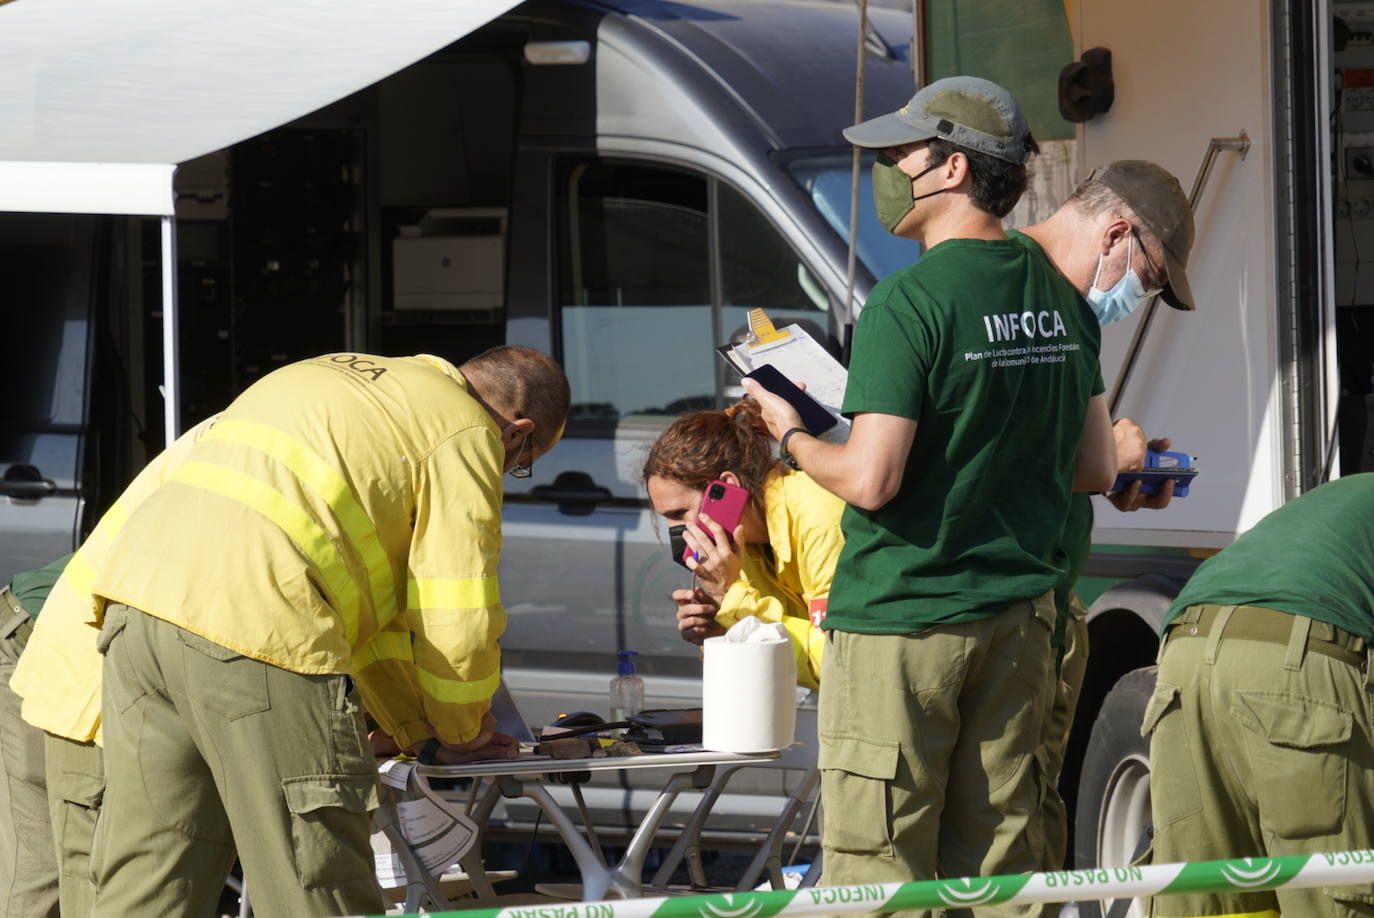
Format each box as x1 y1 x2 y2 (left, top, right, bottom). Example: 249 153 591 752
842 283 933 421
9 553 74 618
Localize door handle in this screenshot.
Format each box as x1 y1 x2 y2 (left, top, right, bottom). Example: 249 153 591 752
531 471 613 516
0 464 58 500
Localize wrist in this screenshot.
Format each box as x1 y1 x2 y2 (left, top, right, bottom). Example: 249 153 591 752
416 736 441 764
779 427 809 470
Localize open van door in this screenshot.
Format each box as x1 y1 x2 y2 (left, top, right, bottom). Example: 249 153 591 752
0 215 104 578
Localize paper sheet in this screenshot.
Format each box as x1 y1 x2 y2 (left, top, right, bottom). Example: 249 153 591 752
375 757 478 877
718 321 850 444
396 798 478 873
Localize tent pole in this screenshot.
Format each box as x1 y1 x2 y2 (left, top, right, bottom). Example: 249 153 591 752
161 214 181 445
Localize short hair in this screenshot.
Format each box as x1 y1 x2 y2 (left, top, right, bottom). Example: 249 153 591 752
1066 179 1160 248
926 134 1040 218
461 346 570 453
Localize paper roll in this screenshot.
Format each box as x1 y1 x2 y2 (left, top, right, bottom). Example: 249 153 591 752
702 628 796 753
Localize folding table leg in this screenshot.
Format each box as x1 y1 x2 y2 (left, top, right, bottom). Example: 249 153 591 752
734 766 820 890
608 767 714 898
650 764 746 888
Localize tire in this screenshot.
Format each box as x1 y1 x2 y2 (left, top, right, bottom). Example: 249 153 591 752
1072 666 1157 918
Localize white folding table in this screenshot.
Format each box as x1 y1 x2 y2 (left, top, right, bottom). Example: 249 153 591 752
376 749 779 911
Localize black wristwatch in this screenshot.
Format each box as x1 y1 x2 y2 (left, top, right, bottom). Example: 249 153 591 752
417 737 441 765
779 427 808 470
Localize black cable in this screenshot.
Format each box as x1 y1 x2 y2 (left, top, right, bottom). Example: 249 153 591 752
521 807 544 888
1338 72 1365 307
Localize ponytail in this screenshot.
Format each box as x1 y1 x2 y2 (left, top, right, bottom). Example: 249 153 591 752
643 400 781 517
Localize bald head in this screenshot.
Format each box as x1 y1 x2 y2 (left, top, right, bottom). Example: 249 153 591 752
460 346 570 455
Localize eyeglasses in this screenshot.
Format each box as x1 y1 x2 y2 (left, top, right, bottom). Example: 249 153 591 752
509 434 533 479
1131 228 1167 295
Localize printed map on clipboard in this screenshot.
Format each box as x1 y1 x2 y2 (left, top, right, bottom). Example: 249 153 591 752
717 309 851 444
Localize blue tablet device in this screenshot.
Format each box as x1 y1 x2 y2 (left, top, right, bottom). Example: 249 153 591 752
1112 449 1198 497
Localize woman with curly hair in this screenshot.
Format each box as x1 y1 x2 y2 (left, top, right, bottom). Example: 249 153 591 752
642 400 844 689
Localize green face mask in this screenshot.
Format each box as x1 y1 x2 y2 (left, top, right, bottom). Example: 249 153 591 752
871 153 945 234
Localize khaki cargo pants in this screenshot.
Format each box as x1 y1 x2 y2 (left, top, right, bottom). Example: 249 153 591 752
45 733 103 918
0 585 59 918
1147 603 1374 918
90 603 384 918
1038 592 1089 871
818 594 1058 918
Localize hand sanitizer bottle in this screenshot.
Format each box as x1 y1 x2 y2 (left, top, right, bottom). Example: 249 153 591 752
610 650 645 726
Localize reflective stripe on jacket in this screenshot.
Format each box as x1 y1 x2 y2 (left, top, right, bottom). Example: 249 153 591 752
86 353 500 749
716 469 845 690
11 415 219 742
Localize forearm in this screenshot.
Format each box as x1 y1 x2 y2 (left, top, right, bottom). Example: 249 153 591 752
1073 394 1117 492
786 416 914 511
783 435 878 507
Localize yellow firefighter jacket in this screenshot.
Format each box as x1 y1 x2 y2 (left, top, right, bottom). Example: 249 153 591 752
49 353 504 750
11 415 219 742
717 469 845 690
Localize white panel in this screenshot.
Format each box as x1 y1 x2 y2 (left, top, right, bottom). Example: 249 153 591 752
1078 0 1279 545
0 0 520 167
0 162 176 215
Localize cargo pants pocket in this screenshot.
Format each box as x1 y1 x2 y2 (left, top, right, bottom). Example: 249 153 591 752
175 628 270 721
1230 690 1351 838
818 734 899 857
53 771 104 880
282 775 380 888
1140 679 1202 829
95 609 148 715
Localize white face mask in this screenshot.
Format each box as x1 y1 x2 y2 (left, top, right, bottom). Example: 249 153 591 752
1085 234 1159 326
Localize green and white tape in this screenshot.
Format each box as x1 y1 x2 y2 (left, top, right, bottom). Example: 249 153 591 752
368 850 1374 918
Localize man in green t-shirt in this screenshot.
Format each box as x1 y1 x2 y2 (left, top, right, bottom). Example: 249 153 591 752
745 76 1116 907
0 554 72 918
1144 475 1374 918
1014 159 1197 870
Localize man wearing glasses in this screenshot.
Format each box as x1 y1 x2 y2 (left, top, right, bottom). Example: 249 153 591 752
1013 159 1197 871
15 346 568 917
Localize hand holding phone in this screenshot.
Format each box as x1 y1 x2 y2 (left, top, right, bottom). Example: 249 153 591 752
744 364 838 436
1110 449 1198 497
682 480 749 602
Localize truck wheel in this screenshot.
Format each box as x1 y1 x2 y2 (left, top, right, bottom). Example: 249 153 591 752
1072 665 1157 918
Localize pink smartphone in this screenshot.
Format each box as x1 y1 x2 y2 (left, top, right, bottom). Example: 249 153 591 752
682 480 750 565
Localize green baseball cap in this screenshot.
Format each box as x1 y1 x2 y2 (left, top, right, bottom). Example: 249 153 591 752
1089 160 1196 311
843 76 1032 164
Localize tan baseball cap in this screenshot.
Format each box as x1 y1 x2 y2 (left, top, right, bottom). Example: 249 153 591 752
1089 160 1196 311
843 76 1033 165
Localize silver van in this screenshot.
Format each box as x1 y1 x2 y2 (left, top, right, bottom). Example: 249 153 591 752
0 0 918 842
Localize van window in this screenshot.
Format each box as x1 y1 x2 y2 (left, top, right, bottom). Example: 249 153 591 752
560 162 712 426
0 214 99 576
787 154 923 280
717 182 829 344
558 161 832 430
2 216 96 443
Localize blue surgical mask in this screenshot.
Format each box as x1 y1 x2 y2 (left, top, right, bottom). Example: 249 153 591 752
1085 234 1155 326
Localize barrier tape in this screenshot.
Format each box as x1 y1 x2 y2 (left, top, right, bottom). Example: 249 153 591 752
365 849 1374 918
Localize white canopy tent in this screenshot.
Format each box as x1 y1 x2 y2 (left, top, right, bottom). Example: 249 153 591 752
0 0 523 445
